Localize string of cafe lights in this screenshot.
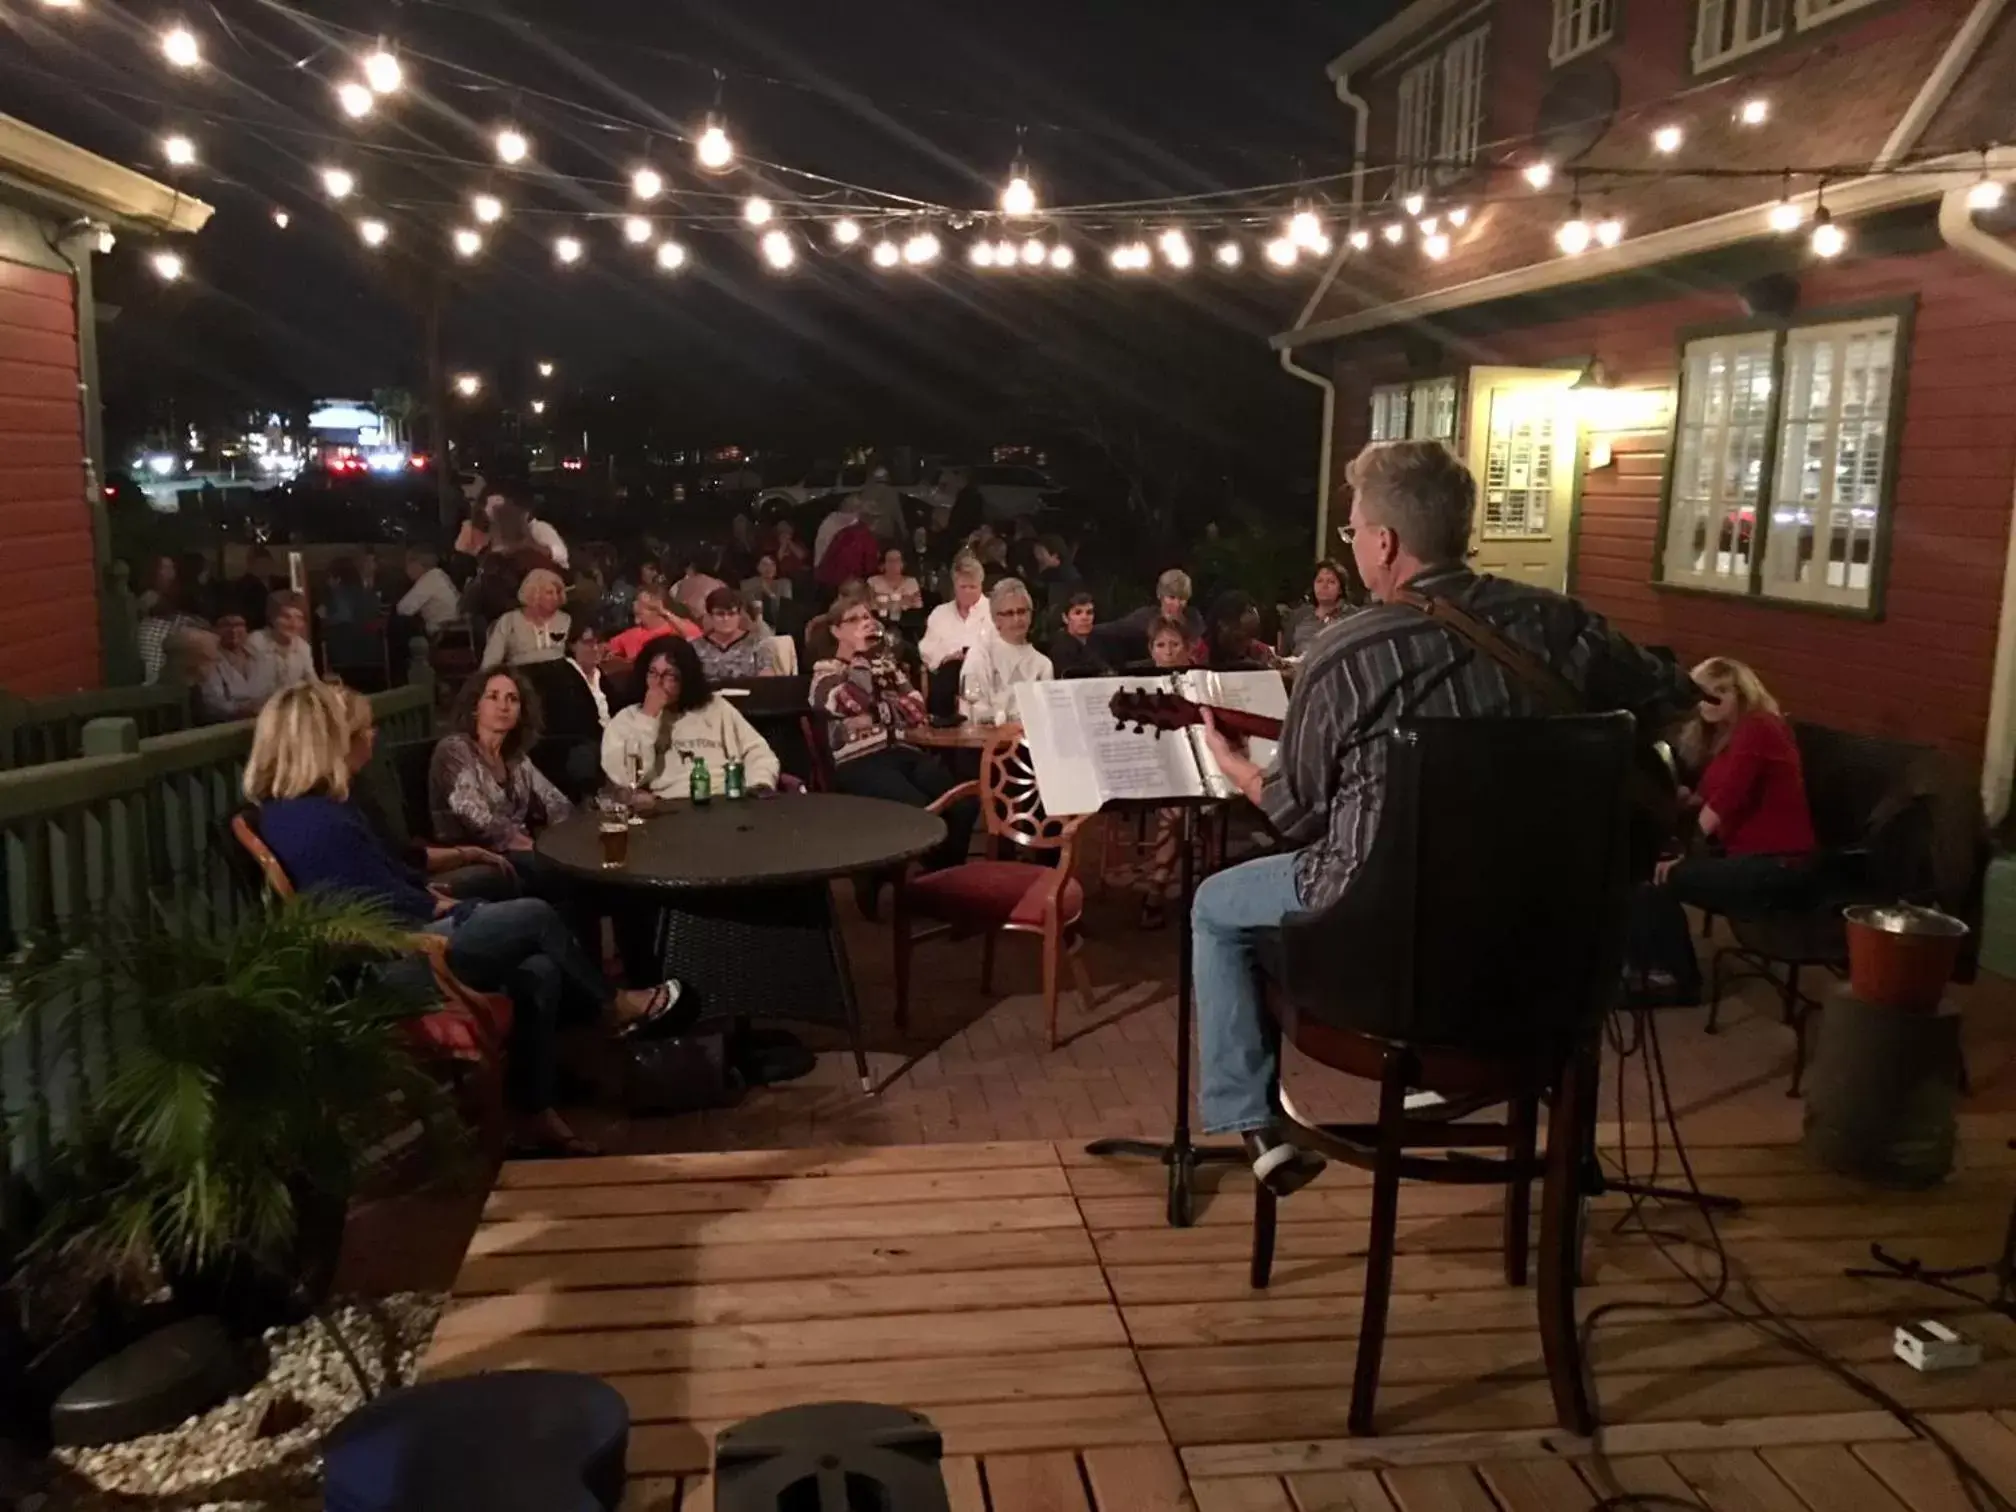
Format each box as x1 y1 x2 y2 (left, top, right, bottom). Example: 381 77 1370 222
23 2 2012 286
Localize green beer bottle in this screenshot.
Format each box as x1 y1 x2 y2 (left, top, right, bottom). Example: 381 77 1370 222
689 754 711 806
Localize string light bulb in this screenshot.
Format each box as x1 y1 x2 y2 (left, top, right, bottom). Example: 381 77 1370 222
872 239 901 268
1967 174 2007 212
1110 241 1151 272
1809 205 1846 258
696 118 735 173
743 196 774 227
1288 209 1325 250
1555 201 1591 255
271 210 290 229
454 373 481 398
1739 98 1769 126
1523 161 1555 190
1423 232 1450 260
656 240 687 272
903 231 941 265
538 363 554 378
495 128 529 164
452 227 482 258
1381 222 1405 245
40 0 83 9
1021 239 1048 267
1158 229 1193 269
1215 239 1243 268
1447 206 1470 227
1348 228 1371 250
472 193 503 224
150 250 184 281
160 24 200 69
1264 237 1298 268
363 48 401 94
553 235 583 265
1402 192 1426 218
162 134 196 168
530 400 546 415
358 218 388 248
994 239 1017 264
336 82 374 120
1652 125 1683 155
632 166 663 201
623 216 653 245
1049 244 1074 271
321 167 356 200
1595 215 1624 248
761 229 796 270
970 242 997 268
832 218 862 246
1001 167 1037 218
1418 216 1439 236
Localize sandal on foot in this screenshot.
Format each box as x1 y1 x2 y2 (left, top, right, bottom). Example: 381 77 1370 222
616 979 686 1039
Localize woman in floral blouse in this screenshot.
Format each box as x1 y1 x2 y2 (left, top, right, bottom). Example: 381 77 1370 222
428 668 572 860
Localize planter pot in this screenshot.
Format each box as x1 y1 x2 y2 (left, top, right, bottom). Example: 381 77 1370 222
158 1183 350 1337
1844 904 1968 1012
1804 986 1962 1189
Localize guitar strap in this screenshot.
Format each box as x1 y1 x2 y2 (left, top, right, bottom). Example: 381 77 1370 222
1388 587 1584 716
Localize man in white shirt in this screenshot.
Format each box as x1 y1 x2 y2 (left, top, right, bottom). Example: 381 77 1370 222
918 554 993 672
959 579 1052 723
248 589 316 687
395 547 460 633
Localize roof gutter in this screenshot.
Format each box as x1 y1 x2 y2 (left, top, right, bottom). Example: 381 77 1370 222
0 114 211 235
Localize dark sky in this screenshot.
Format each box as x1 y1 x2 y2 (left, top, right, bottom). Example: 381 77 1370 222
2 0 1401 459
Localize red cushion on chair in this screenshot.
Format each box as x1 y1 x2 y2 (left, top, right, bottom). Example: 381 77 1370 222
905 860 1084 931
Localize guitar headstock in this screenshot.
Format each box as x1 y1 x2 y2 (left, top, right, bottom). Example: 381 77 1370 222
1109 687 1199 737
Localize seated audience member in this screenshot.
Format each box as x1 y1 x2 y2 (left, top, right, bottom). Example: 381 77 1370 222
602 634 781 798
176 552 222 622
1198 590 1279 670
199 612 279 721
919 554 993 672
429 668 573 856
959 578 1053 724
606 587 700 663
693 587 774 681
816 500 883 593
319 555 385 671
226 546 284 627
1050 592 1112 678
534 617 612 736
770 519 811 579
136 590 209 685
482 568 571 667
159 625 219 699
868 546 924 619
1133 618 1197 928
396 546 461 635
1630 658 1816 1004
855 464 906 544
741 552 793 626
673 549 727 618
248 681 679 1158
1283 559 1353 655
1031 535 1083 617
249 590 316 688
134 553 177 616
1098 568 1204 665
811 585 976 872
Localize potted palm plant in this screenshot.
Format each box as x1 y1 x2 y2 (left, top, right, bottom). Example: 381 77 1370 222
5 894 464 1334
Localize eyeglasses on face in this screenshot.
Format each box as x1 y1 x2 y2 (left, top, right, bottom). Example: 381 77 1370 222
646 665 681 683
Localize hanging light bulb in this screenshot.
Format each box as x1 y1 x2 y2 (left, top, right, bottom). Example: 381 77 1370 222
553 235 583 265
1348 227 1371 251
495 128 529 164
994 239 1017 264
1381 222 1405 245
1523 161 1555 190
1595 215 1624 248
358 218 388 248
336 82 374 120
1739 97 1770 126
632 166 663 201
452 227 482 258
872 239 901 268
160 24 200 69
1158 229 1193 269
761 229 796 270
454 373 481 398
1049 244 1075 271
530 400 547 415
1001 164 1037 218
656 240 688 272
1288 209 1325 250
1556 200 1591 255
40 0 83 10
743 196 774 227
1447 205 1470 227
472 193 503 224
903 231 941 265
623 216 653 245
696 118 735 173
538 362 555 378
832 218 863 246
1418 216 1439 236
1021 239 1048 267
1264 237 1298 268
271 209 290 229
1652 125 1683 155
1402 192 1426 218
1809 205 1846 258
363 48 402 94
970 241 998 268
321 167 356 200
162 134 196 168
1968 175 2007 212
150 250 185 281
1215 239 1243 268
1423 232 1451 260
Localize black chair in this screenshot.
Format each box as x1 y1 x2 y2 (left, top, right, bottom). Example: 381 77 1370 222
1253 713 1638 1438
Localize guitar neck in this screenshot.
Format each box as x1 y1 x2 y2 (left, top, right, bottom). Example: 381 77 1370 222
1204 705 1284 742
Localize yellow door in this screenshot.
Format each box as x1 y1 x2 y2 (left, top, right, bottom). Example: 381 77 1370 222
1463 367 1582 592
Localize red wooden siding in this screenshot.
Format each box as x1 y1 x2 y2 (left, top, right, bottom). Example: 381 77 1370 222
0 257 99 695
1324 246 2016 759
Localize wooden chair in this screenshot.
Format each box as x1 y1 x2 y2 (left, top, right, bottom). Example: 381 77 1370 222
1251 714 1639 1438
893 734 1095 1048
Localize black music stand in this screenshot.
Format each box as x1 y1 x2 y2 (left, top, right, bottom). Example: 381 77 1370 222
1084 797 1244 1227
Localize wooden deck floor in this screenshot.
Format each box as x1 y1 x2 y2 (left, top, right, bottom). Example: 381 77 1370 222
422 1134 2016 1512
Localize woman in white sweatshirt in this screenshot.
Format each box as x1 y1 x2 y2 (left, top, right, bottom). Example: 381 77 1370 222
959 577 1053 724
601 633 781 798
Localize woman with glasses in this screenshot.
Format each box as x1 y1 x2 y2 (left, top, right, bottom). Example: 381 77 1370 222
958 578 1053 724
601 633 780 799
810 584 975 874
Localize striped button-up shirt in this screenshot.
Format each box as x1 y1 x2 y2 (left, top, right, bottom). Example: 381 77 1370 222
1259 565 1694 909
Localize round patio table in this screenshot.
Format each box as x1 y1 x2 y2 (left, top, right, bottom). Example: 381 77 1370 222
538 794 944 1091
901 719 1022 752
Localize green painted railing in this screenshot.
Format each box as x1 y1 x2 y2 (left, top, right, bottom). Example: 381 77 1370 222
0 675 436 1184
0 684 194 771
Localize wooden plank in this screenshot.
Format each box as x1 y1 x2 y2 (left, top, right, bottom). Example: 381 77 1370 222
496 1140 1063 1187
426 1303 1130 1376
453 1228 1099 1296
435 1266 1113 1337
945 1456 987 1512
1919 1414 2016 1500
1759 1445 1910 1512
1575 1456 1697 1506
1377 1466 1496 1512
983 1452 1094 1512
619 1477 679 1512
466 1195 1086 1257
1476 1460 1596 1510
1284 1471 1397 1512
1667 1451 1808 1512
1853 1442 1982 1512
483 1164 1071 1220
680 1476 712 1512
1081 1446 1196 1512
1191 1479 1296 1512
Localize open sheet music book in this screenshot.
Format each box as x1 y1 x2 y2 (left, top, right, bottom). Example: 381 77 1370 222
1017 671 1290 816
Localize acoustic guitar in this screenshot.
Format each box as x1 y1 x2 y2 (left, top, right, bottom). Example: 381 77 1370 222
1108 688 1283 743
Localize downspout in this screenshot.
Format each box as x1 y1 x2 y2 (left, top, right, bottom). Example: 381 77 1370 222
1939 162 2016 822
1282 70 1370 557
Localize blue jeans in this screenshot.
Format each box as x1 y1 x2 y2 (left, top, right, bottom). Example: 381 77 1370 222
1193 851 1304 1136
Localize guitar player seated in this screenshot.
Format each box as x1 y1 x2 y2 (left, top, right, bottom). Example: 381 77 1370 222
1194 439 1699 1198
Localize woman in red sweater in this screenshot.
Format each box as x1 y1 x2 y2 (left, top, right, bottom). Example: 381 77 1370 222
1630 657 1816 1004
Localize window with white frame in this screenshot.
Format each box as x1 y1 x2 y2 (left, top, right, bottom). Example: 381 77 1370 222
1369 379 1458 446
1693 0 1787 71
1394 57 1438 195
1480 389 1557 539
1551 0 1617 66
1392 26 1488 192
1794 0 1880 22
1659 315 1901 610
1370 384 1412 442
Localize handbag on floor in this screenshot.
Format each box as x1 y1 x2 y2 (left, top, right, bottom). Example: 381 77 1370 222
620 1029 745 1115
